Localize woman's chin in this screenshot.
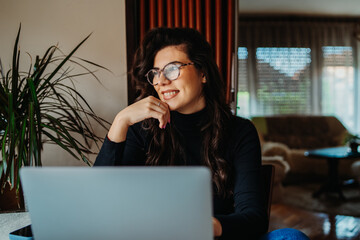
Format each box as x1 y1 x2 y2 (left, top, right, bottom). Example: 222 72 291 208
168 105 176 111
167 102 181 112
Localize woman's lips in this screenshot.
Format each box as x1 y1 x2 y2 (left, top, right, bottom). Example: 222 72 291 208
162 90 180 100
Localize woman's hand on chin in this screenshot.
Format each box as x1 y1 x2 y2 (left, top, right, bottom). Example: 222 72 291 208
107 96 170 142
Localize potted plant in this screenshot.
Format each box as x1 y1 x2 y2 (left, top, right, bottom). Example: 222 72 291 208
0 25 109 211
345 133 360 153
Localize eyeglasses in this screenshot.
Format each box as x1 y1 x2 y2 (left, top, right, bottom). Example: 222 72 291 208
145 61 194 86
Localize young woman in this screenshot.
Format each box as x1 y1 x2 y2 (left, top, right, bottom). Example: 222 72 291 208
95 27 309 240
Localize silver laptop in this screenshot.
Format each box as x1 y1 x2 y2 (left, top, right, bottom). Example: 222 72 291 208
20 167 213 240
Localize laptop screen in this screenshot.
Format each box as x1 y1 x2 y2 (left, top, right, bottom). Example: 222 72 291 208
20 167 213 240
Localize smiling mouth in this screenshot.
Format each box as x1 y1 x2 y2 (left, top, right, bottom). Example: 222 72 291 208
162 90 179 100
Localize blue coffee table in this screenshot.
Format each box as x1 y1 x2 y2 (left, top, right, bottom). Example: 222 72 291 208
304 146 360 200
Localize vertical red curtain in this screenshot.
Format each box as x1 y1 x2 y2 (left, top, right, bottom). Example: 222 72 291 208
126 0 235 105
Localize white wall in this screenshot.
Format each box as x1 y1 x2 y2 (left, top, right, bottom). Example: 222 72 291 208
0 0 127 166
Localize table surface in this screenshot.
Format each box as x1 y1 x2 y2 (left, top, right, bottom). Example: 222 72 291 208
0 211 31 240
304 146 360 159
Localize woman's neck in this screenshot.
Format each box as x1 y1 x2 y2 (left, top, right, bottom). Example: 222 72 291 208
171 107 208 131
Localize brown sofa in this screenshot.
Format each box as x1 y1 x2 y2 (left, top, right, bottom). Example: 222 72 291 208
252 115 357 178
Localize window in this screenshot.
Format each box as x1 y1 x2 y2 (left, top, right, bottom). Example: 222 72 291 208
237 47 312 117
322 46 355 131
237 47 250 117
236 19 359 134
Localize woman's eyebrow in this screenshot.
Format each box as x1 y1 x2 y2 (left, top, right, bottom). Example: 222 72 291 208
168 60 183 64
153 60 187 70
152 61 178 69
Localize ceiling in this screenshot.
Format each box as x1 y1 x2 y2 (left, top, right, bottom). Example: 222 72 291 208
239 0 360 17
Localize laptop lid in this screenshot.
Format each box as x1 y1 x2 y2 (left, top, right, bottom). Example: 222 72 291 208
20 167 213 240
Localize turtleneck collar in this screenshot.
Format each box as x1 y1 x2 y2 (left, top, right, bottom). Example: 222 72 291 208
170 107 208 132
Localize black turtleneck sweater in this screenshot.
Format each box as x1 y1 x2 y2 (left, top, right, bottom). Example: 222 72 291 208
94 109 268 240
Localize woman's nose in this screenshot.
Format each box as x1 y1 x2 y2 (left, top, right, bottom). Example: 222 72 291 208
157 73 171 85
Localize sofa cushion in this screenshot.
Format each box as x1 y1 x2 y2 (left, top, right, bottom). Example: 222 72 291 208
262 142 291 163
252 115 348 149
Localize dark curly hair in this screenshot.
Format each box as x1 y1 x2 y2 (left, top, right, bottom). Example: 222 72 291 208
131 27 233 197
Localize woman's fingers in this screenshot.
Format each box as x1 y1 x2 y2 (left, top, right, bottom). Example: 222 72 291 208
153 100 170 128
146 97 170 129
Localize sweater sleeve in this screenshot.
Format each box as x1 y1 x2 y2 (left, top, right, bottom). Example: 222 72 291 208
215 119 268 240
94 123 147 166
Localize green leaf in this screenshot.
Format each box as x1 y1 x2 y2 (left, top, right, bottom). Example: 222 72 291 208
5 93 17 187
17 120 27 166
11 24 21 104
42 130 80 160
39 34 92 92
27 77 42 149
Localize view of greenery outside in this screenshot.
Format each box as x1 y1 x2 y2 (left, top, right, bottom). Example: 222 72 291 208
236 46 356 134
237 47 312 117
237 91 250 118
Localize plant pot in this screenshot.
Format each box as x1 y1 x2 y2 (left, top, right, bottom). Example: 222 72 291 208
0 182 25 213
350 141 359 153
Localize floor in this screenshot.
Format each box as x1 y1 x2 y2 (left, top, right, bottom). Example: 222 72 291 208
269 203 360 240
